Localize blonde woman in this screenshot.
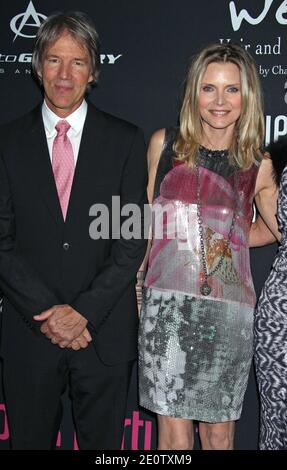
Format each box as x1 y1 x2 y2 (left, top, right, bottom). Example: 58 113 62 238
138 43 276 450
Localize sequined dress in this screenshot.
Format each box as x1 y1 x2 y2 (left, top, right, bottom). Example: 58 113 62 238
138 128 259 422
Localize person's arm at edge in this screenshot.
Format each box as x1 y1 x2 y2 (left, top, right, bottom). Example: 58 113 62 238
136 128 166 312
251 155 281 247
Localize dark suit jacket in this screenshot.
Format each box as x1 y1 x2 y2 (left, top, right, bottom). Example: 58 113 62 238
0 102 147 365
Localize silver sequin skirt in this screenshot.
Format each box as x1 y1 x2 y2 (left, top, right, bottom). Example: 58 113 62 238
138 288 254 422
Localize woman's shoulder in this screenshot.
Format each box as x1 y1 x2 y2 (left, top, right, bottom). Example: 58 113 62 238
149 128 166 151
147 129 166 171
148 127 178 166
149 126 179 148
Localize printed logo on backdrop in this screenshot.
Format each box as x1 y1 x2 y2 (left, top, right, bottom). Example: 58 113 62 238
229 0 287 31
220 1 287 143
225 1 287 77
10 0 46 41
0 403 153 450
0 1 122 78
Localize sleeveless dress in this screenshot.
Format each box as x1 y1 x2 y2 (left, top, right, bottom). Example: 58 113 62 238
138 128 259 422
254 165 287 449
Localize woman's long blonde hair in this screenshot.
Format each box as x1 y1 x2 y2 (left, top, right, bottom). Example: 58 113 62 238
174 43 264 169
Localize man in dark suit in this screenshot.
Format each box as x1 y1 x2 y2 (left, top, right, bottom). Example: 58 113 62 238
0 12 147 449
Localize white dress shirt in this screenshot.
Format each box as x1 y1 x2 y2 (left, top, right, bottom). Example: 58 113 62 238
42 99 88 164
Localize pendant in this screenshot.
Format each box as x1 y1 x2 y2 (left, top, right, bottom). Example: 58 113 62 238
200 281 211 296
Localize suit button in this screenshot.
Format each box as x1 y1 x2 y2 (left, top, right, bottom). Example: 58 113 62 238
63 242 70 251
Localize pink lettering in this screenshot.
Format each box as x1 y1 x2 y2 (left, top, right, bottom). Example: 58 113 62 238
73 432 79 450
144 420 152 450
56 431 61 447
0 406 154 449
131 411 144 450
0 403 9 441
121 411 153 450
121 417 131 449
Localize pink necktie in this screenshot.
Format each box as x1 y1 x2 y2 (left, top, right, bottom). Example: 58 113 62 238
52 120 75 220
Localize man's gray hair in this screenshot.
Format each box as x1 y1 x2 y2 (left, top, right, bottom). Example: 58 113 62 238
32 11 100 84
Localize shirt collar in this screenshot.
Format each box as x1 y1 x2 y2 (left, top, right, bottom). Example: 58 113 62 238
42 99 88 137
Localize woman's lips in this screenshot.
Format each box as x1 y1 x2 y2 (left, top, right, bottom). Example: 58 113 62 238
209 110 230 116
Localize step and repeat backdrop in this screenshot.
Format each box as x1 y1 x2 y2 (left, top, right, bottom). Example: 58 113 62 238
0 0 286 450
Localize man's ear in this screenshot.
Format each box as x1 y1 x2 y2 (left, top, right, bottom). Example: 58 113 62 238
88 72 95 84
37 69 43 82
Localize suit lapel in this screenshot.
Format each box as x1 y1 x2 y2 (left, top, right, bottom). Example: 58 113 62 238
29 106 64 227
27 103 107 227
65 103 108 222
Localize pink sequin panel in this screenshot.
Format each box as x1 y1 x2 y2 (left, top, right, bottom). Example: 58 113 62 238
145 163 258 307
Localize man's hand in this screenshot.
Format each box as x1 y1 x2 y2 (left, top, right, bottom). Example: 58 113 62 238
66 328 92 351
34 304 88 348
